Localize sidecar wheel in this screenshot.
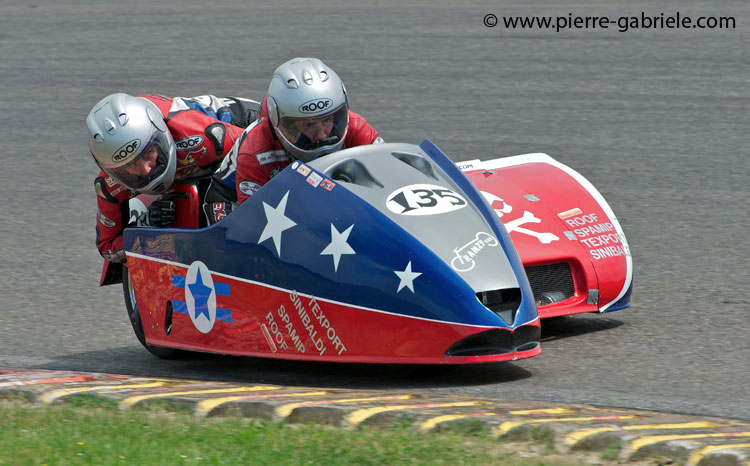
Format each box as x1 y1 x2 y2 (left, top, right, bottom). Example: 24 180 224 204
122 265 184 359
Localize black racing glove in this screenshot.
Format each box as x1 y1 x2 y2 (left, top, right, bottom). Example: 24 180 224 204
148 199 176 227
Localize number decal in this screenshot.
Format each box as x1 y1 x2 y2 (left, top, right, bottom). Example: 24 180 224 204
386 184 468 216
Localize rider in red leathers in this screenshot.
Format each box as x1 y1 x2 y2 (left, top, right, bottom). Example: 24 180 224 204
86 93 259 264
204 58 383 222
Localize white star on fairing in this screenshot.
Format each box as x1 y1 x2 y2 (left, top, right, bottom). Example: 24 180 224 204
394 261 422 293
320 224 356 272
258 191 297 257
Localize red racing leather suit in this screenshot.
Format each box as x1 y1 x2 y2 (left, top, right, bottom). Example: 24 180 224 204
95 94 248 263
211 96 382 214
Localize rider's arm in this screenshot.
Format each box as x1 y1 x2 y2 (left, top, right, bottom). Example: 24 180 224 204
345 111 384 147
234 149 271 206
94 171 131 263
165 110 245 171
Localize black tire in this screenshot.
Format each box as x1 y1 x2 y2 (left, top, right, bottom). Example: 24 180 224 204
122 265 184 359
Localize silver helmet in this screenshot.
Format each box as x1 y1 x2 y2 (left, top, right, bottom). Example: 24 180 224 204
267 58 349 162
86 93 176 194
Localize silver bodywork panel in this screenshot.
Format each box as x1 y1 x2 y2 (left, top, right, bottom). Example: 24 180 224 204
309 143 519 294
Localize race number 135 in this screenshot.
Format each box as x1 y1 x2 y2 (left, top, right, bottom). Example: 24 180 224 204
386 184 467 216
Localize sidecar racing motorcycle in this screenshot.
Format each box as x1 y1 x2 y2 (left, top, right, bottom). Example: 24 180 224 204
105 140 632 363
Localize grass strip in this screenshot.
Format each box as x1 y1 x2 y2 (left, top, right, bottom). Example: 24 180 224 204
0 398 651 465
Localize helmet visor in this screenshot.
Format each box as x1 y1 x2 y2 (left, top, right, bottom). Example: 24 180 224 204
104 132 170 191
278 105 349 152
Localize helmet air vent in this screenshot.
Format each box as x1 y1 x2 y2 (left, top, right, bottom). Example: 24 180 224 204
302 70 313 85
319 70 329 81
286 79 299 89
118 113 129 126
104 118 116 134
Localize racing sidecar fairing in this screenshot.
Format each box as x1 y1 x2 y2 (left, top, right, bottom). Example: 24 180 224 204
457 154 633 318
123 141 543 364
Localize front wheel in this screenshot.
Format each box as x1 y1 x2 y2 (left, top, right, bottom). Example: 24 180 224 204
122 265 184 359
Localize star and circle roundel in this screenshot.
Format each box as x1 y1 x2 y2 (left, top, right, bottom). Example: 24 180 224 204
184 260 217 333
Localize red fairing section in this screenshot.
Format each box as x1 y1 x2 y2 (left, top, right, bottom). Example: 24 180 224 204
98 184 200 286
128 255 540 364
461 154 633 318
169 184 201 229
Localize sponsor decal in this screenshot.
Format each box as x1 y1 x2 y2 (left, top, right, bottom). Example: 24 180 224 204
296 164 311 176
290 291 347 356
177 155 194 166
563 212 631 260
451 232 498 272
386 184 467 216
112 139 141 163
306 172 323 188
455 161 477 171
176 164 202 177
101 177 126 197
320 179 335 191
272 304 305 353
564 213 600 227
298 98 332 114
174 136 203 151
263 313 289 351
177 147 206 166
239 180 262 196
212 202 227 222
97 211 116 228
256 150 291 166
260 323 278 353
291 161 299 170
110 186 126 197
558 207 583 219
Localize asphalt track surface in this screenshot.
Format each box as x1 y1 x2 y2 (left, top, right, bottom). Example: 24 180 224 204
0 0 747 423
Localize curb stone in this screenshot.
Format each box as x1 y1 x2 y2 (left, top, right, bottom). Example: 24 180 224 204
1 369 748 465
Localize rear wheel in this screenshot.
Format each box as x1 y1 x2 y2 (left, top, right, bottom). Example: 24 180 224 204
122 265 184 359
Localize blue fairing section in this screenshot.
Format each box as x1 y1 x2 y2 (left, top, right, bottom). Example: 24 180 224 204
418 139 538 326
125 163 517 328
601 280 633 313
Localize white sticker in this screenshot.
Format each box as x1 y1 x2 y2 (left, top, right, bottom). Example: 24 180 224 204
184 261 217 334
386 184 467 216
450 232 498 272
